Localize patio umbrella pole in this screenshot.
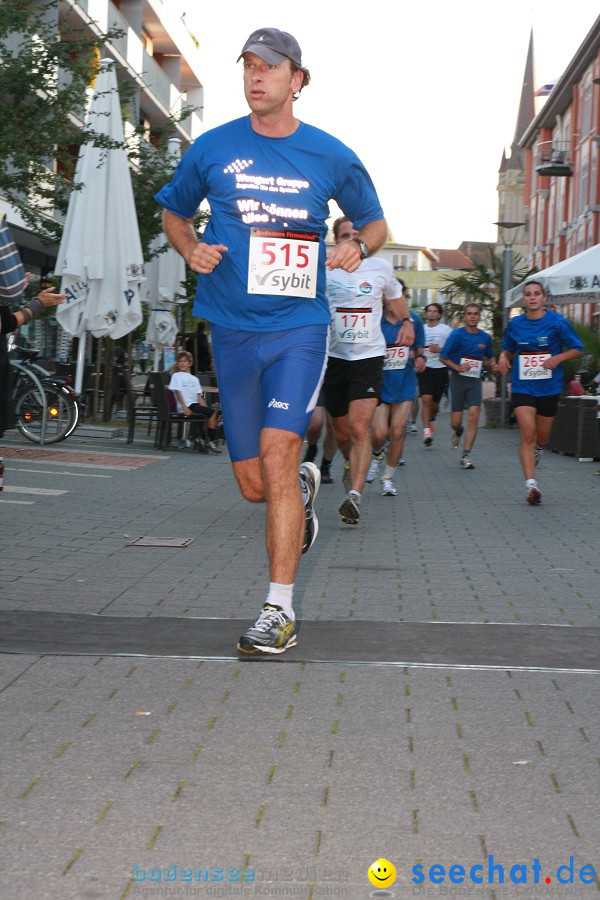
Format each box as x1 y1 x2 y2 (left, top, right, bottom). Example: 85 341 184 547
75 335 86 396
103 338 113 422
93 337 102 420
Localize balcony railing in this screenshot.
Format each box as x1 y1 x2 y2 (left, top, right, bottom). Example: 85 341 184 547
536 141 573 177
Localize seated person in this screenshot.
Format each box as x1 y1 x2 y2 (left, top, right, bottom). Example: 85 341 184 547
168 351 221 453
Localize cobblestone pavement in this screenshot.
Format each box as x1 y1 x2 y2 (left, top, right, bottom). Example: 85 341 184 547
0 413 598 899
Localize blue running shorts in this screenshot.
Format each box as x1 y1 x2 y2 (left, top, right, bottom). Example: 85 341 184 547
381 366 418 405
211 323 329 462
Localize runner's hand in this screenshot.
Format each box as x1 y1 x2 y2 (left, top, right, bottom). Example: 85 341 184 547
325 240 362 273
188 243 228 274
542 356 559 370
397 320 415 347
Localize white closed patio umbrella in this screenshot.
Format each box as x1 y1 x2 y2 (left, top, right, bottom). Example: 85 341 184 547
55 59 144 393
144 236 185 369
144 138 185 369
506 243 600 307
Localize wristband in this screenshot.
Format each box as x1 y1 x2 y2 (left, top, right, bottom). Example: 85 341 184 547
25 296 45 317
402 317 412 323
19 306 32 324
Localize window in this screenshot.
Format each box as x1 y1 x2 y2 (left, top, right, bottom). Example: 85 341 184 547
581 77 592 137
579 142 589 213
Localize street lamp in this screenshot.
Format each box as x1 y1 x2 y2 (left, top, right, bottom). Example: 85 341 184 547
495 221 525 427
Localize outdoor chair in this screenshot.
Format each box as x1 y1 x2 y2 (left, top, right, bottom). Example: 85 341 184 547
125 368 158 444
83 364 126 419
147 372 208 451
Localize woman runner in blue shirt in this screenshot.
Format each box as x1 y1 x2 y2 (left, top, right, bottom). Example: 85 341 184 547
495 280 583 505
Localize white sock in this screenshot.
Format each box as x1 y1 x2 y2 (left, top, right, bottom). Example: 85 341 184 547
349 489 361 504
383 465 396 480
525 478 538 488
266 582 294 619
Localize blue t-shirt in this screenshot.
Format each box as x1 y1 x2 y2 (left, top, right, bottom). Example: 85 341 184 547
155 116 384 332
381 310 425 389
502 309 583 396
441 327 494 369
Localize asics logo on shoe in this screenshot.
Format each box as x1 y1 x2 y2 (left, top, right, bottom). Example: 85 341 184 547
268 398 289 410
366 387 375 393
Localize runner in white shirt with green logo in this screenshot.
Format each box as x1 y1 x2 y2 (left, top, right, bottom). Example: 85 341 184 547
323 217 414 525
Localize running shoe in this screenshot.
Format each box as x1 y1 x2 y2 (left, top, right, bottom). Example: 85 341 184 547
237 604 297 655
320 462 334 484
409 422 418 434
299 461 321 554
206 440 222 454
339 493 360 525
526 481 542 505
451 426 464 449
342 461 351 492
534 444 544 467
398 457 406 466
423 425 435 446
460 453 474 469
381 478 397 496
366 452 383 484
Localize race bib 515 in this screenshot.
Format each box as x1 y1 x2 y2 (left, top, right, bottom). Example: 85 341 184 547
248 228 319 298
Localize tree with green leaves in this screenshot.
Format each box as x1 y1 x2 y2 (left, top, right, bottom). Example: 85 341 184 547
0 0 198 261
440 246 535 352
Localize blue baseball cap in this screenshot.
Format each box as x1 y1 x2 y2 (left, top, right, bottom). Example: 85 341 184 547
237 28 303 67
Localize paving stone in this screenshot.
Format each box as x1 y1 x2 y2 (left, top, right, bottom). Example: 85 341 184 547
0 420 599 899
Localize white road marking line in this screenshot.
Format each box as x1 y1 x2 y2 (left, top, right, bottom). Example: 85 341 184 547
3 486 68 496
4 467 112 479
0 498 35 505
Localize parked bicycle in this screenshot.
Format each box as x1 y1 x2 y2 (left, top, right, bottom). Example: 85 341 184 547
9 347 80 444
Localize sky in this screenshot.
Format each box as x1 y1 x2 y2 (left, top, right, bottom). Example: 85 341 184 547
181 0 599 250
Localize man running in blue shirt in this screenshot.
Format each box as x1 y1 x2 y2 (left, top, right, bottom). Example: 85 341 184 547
155 28 388 654
440 303 495 469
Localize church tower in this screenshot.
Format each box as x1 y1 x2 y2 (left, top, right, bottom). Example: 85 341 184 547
497 30 535 257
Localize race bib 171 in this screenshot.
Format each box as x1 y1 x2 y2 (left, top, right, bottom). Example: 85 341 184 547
333 307 374 343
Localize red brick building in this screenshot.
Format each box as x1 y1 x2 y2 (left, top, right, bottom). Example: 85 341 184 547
519 14 600 326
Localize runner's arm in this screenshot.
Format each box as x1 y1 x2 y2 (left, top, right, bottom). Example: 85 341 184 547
162 210 228 274
385 295 414 347
326 218 388 273
413 346 427 374
542 347 583 370
494 350 514 374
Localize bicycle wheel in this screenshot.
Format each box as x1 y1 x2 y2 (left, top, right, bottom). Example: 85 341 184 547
15 384 78 444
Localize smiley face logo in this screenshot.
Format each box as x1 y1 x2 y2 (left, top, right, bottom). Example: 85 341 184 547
368 858 396 888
